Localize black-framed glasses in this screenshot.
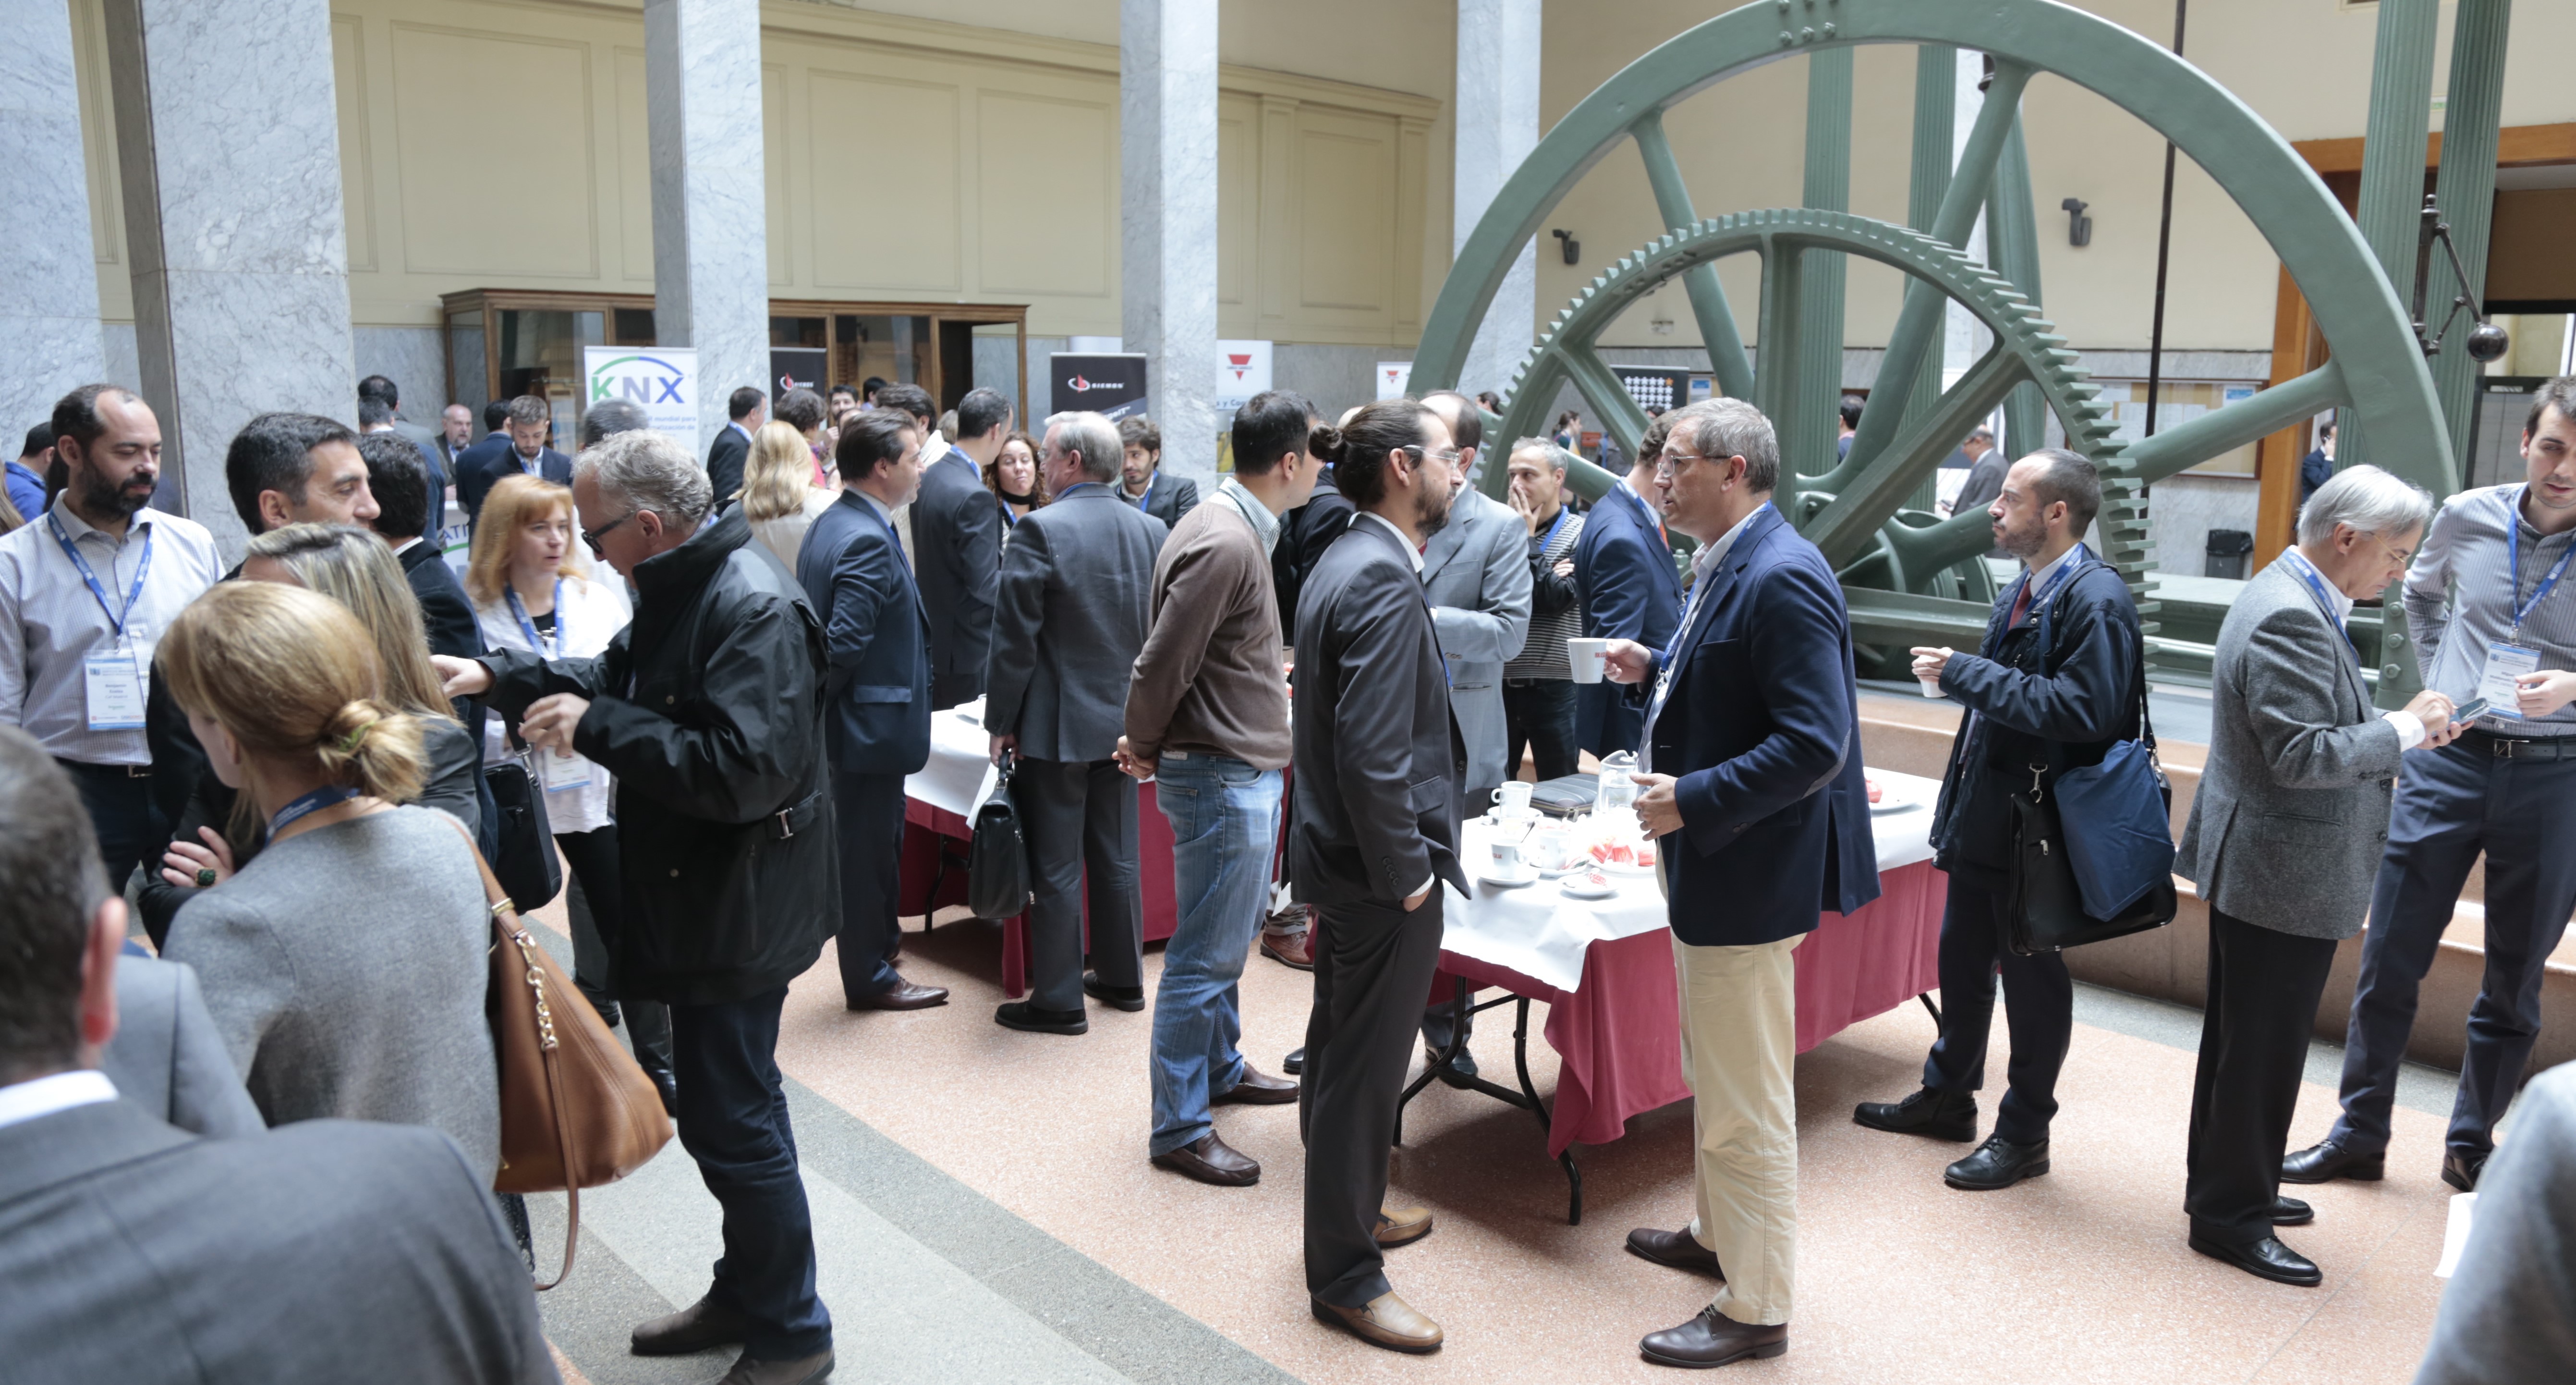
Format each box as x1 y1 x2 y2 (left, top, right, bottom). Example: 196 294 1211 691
581 511 636 554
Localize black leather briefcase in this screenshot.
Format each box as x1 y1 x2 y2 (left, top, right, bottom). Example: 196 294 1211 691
967 750 1032 920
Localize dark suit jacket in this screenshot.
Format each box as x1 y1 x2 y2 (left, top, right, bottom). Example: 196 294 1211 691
449 431 512 517
1928 546 2143 881
1276 470 1356 652
1289 517 1470 906
983 483 1164 762
913 449 1003 708
1130 472 1200 531
0 1101 556 1383
1575 481 1682 756
797 490 932 775
398 539 481 662
459 446 571 526
102 957 266 1139
1636 505 1877 944
2299 447 2333 506
706 424 752 508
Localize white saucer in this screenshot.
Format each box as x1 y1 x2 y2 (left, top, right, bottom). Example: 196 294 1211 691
1558 874 1620 899
1478 866 1540 888
1868 796 1917 816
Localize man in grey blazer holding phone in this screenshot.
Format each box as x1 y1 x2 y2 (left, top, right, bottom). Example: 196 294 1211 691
2176 464 2455 1288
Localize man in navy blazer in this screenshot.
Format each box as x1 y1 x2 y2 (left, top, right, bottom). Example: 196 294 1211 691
1602 399 1876 1371
1574 416 1684 756
459 395 571 527
798 411 949 1013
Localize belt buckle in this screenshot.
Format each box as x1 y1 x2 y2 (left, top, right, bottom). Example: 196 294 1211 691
773 809 794 839
125 765 151 778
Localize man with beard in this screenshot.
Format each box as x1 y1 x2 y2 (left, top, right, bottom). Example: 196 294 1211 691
0 385 224 886
1852 449 2143 1193
1291 398 1469 1354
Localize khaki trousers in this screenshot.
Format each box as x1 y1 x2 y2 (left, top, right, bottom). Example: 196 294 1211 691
1672 932 1801 1325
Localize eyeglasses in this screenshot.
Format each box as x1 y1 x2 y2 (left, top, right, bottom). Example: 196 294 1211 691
1654 452 1715 474
1402 444 1465 466
581 511 636 555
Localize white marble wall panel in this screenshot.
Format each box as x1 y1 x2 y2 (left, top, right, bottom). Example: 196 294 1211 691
1119 0 1219 481
1 0 108 444
103 0 354 561
353 326 453 416
645 0 769 458
1453 0 1540 402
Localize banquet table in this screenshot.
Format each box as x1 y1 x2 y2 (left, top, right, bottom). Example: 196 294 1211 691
899 700 1179 996
1403 769 1948 1223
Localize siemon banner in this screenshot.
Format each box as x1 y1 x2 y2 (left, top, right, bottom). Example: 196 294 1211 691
1048 352 1149 422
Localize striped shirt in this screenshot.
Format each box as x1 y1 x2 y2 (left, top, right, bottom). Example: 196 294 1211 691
0 496 225 764
1505 505 1586 679
2404 484 2576 736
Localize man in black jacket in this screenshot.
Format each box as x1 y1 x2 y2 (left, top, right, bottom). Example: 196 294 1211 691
1290 399 1469 1356
1118 415 1200 530
706 385 766 508
898 383 1005 709
438 429 838 1385
458 396 571 527
355 433 478 662
1853 449 2143 1194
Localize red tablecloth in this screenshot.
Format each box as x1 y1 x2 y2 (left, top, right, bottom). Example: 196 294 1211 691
899 784 1179 997
1430 858 1947 1157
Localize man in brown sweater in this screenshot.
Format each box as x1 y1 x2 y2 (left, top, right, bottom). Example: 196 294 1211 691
1116 391 1324 1186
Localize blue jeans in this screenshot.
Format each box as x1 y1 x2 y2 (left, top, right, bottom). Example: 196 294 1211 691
669 987 833 1359
1149 752 1282 1156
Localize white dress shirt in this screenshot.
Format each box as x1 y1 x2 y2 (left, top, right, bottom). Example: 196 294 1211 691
0 1069 117 1132
2278 548 2427 750
1638 503 1766 777
0 497 225 764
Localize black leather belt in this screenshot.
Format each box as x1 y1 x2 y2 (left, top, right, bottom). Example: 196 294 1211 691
2466 728 2576 760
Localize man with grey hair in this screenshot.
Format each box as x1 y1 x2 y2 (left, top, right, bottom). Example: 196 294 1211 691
982 410 1166 1034
436 426 840 1384
1945 425 2006 536
2291 375 2576 1198
1857 447 2144 1197
579 396 651 449
2176 464 2455 1287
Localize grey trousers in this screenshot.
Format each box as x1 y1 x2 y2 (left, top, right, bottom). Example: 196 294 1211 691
1014 756 1143 1013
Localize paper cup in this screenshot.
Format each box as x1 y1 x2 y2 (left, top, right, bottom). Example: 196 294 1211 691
1568 637 1610 684
1919 674 1943 698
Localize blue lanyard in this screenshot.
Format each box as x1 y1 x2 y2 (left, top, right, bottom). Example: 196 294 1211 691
47 513 153 640
2506 487 2576 639
2282 551 2360 664
2007 546 2086 626
1539 504 1572 555
268 784 356 838
504 581 564 655
999 498 1018 528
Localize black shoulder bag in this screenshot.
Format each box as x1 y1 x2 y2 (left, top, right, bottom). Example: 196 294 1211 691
481 702 563 911
968 748 1032 920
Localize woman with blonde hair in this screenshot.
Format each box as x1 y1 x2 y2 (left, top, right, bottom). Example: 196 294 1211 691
740 418 837 568
160 580 501 1182
139 523 483 945
464 472 670 1103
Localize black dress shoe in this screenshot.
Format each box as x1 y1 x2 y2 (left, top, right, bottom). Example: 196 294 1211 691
2272 1195 2313 1226
1283 1045 1304 1075
716 1348 835 1385
1214 1062 1300 1105
2189 1232 2322 1287
1944 1135 2050 1190
994 1001 1089 1035
1639 1307 1787 1369
1625 1226 1724 1277
2442 1149 2488 1192
848 979 949 1011
631 1294 755 1356
2280 1138 2383 1184
1853 1087 1979 1142
1082 971 1145 1012
1150 1132 1261 1186
1426 1045 1479 1087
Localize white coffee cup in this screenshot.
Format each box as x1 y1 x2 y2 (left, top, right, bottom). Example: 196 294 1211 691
1492 781 1535 812
1488 836 1525 876
1920 673 1943 698
1568 637 1610 684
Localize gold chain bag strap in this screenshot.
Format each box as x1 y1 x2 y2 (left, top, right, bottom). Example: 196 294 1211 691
450 819 673 1289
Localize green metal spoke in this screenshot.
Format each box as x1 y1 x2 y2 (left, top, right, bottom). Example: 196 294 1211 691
1631 111 1756 400
1753 238 1806 514
1559 344 1655 464
2122 364 2346 486
1810 342 2031 566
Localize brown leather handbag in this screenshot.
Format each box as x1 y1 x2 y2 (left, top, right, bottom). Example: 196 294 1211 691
452 820 672 1289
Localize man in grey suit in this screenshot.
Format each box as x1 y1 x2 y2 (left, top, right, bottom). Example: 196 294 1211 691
2176 465 2455 1288
899 383 1007 710
102 955 264 1139
984 410 1166 1034
0 727 555 1385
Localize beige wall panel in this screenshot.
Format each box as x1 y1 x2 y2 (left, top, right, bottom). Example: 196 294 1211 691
1217 94 1255 323
765 65 790 287
807 69 958 291
389 23 596 278
614 47 652 282
1296 112 1394 316
333 17 377 274
976 91 1113 298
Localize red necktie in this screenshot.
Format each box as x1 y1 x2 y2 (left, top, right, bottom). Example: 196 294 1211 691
2008 580 2033 628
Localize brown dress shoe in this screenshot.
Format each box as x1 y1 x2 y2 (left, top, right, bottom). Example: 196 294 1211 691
1375 1202 1434 1248
1214 1062 1299 1105
1311 1290 1443 1353
1626 1226 1724 1277
716 1348 835 1384
1151 1132 1261 1186
1640 1307 1787 1368
1260 926 1315 970
631 1294 755 1356
847 979 948 1011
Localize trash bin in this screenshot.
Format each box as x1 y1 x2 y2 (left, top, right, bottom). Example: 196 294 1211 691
2205 528 2253 580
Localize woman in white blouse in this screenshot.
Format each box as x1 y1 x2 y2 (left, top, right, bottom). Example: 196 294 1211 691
463 472 670 1099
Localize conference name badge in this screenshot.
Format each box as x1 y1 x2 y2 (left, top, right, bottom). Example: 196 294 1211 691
540 746 594 792
84 650 146 731
2478 641 2540 719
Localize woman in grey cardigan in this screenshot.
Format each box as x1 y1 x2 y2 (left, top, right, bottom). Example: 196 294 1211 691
2175 465 2454 1288
159 581 500 1185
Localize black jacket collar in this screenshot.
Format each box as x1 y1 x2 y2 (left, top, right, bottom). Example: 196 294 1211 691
633 506 752 605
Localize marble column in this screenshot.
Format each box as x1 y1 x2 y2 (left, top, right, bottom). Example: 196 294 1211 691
1 1 107 461
1120 0 1218 482
1453 0 1541 405
103 0 353 559
645 0 770 459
